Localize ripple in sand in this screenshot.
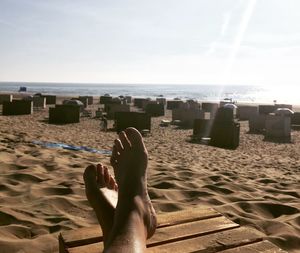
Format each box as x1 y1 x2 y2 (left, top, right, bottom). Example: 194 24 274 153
7 173 45 183
202 184 234 195
38 186 74 196
152 181 177 189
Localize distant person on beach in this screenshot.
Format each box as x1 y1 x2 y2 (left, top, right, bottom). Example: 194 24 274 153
100 116 108 131
83 127 157 252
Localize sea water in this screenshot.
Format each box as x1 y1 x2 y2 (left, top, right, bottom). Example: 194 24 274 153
0 82 299 104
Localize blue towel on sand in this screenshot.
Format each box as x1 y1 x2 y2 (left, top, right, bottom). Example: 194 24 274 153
32 141 112 155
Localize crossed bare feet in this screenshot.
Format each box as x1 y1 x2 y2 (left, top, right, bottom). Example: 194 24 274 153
83 127 157 252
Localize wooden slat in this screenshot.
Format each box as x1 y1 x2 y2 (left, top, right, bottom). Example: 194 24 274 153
67 243 103 253
147 216 238 247
68 216 239 253
67 229 286 253
146 226 264 253
59 207 286 253
59 226 103 249
61 206 285 253
218 240 287 253
60 206 220 248
156 207 221 228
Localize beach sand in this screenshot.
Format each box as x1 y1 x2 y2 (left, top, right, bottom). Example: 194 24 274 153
0 99 299 252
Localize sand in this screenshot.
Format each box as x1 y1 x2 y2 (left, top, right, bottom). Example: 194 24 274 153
0 99 299 252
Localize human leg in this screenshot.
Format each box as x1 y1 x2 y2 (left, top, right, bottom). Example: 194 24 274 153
105 128 157 253
83 163 118 244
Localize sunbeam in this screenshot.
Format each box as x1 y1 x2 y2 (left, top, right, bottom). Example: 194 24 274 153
222 0 257 84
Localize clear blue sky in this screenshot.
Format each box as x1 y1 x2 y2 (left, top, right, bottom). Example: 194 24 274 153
0 0 299 85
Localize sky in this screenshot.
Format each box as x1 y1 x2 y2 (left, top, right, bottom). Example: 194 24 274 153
0 0 299 85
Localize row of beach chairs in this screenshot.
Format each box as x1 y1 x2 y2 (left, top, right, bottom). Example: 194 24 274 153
1 94 299 144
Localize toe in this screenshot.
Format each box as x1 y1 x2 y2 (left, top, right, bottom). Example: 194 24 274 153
124 127 146 150
110 145 119 167
103 166 110 185
108 175 116 190
83 164 97 184
114 139 123 153
119 131 131 149
83 164 100 192
96 164 105 187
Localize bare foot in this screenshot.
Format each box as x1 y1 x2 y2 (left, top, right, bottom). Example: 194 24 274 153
110 127 157 239
83 164 118 243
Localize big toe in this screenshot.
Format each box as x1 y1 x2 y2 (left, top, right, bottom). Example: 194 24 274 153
125 127 146 150
83 164 99 190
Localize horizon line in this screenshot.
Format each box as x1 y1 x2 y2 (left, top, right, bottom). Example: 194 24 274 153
0 80 267 86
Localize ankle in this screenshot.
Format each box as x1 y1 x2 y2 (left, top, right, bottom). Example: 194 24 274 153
117 176 147 195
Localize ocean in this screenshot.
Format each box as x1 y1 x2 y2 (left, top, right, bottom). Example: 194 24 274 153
0 82 299 104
